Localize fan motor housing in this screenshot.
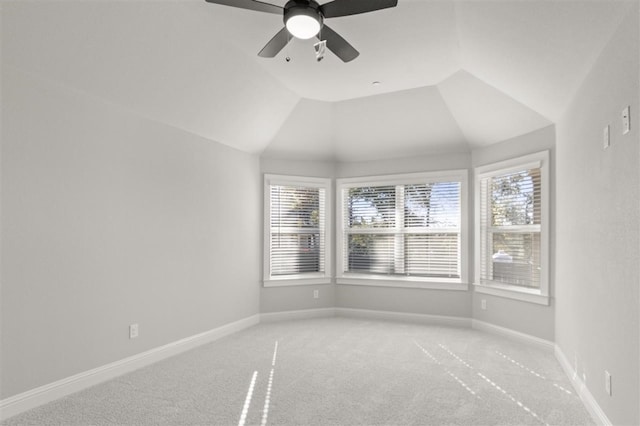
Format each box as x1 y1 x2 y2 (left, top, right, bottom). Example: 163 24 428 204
283 0 324 29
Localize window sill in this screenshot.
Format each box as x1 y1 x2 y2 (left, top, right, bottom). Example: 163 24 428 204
473 282 549 305
337 276 468 291
263 276 332 287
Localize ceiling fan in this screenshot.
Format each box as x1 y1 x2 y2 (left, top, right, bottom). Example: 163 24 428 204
204 0 398 62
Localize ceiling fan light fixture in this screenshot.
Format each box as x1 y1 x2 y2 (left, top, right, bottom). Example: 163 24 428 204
284 1 322 40
286 14 320 39
206 0 399 62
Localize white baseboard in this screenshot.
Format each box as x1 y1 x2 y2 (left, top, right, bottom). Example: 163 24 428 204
260 307 337 322
336 307 472 328
0 314 260 421
471 319 554 352
554 345 611 426
2 310 600 425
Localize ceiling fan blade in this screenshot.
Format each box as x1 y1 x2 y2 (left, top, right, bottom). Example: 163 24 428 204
320 0 397 18
319 24 359 63
258 27 291 58
204 0 282 15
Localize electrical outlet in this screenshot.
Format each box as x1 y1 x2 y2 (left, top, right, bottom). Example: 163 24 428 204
129 323 139 339
481 299 487 310
603 125 610 149
605 371 612 396
313 290 319 299
622 106 630 135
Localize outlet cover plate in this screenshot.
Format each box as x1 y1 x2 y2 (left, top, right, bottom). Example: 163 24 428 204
622 106 630 135
129 323 139 339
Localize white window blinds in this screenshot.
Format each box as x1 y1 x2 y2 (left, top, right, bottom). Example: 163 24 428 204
342 180 462 280
269 184 326 277
479 167 542 288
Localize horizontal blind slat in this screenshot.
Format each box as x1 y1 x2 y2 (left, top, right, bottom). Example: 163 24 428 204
270 185 325 276
480 167 542 288
343 180 461 279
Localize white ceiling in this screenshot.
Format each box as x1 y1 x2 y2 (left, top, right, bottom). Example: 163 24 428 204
2 0 633 161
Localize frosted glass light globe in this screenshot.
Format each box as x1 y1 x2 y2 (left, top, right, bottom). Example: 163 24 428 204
286 14 320 39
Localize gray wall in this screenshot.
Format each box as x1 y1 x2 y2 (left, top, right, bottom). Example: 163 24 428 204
6 14 636 421
0 68 262 399
471 126 556 341
260 158 337 313
262 144 559 340
556 7 639 425
260 153 475 318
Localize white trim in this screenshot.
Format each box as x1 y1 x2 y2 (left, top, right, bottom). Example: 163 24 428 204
269 309 565 361
336 169 469 287
260 308 337 323
337 277 468 291
264 174 331 188
338 170 470 187
263 174 333 285
554 345 611 426
263 277 333 287
471 319 554 352
262 309 554 353
473 283 550 306
475 154 542 177
336 307 472 328
2 311 592 424
473 150 550 304
0 315 260 421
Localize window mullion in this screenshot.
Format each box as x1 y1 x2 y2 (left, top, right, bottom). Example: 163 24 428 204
394 185 405 275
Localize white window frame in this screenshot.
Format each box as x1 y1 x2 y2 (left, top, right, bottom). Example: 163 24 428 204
336 170 469 290
474 151 550 305
263 174 332 287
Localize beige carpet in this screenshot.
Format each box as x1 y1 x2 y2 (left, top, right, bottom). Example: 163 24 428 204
2 317 594 425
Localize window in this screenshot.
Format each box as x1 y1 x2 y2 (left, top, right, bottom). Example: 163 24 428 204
264 175 332 286
474 151 549 305
336 171 468 289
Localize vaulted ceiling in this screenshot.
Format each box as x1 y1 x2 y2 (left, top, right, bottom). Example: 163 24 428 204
2 0 633 161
